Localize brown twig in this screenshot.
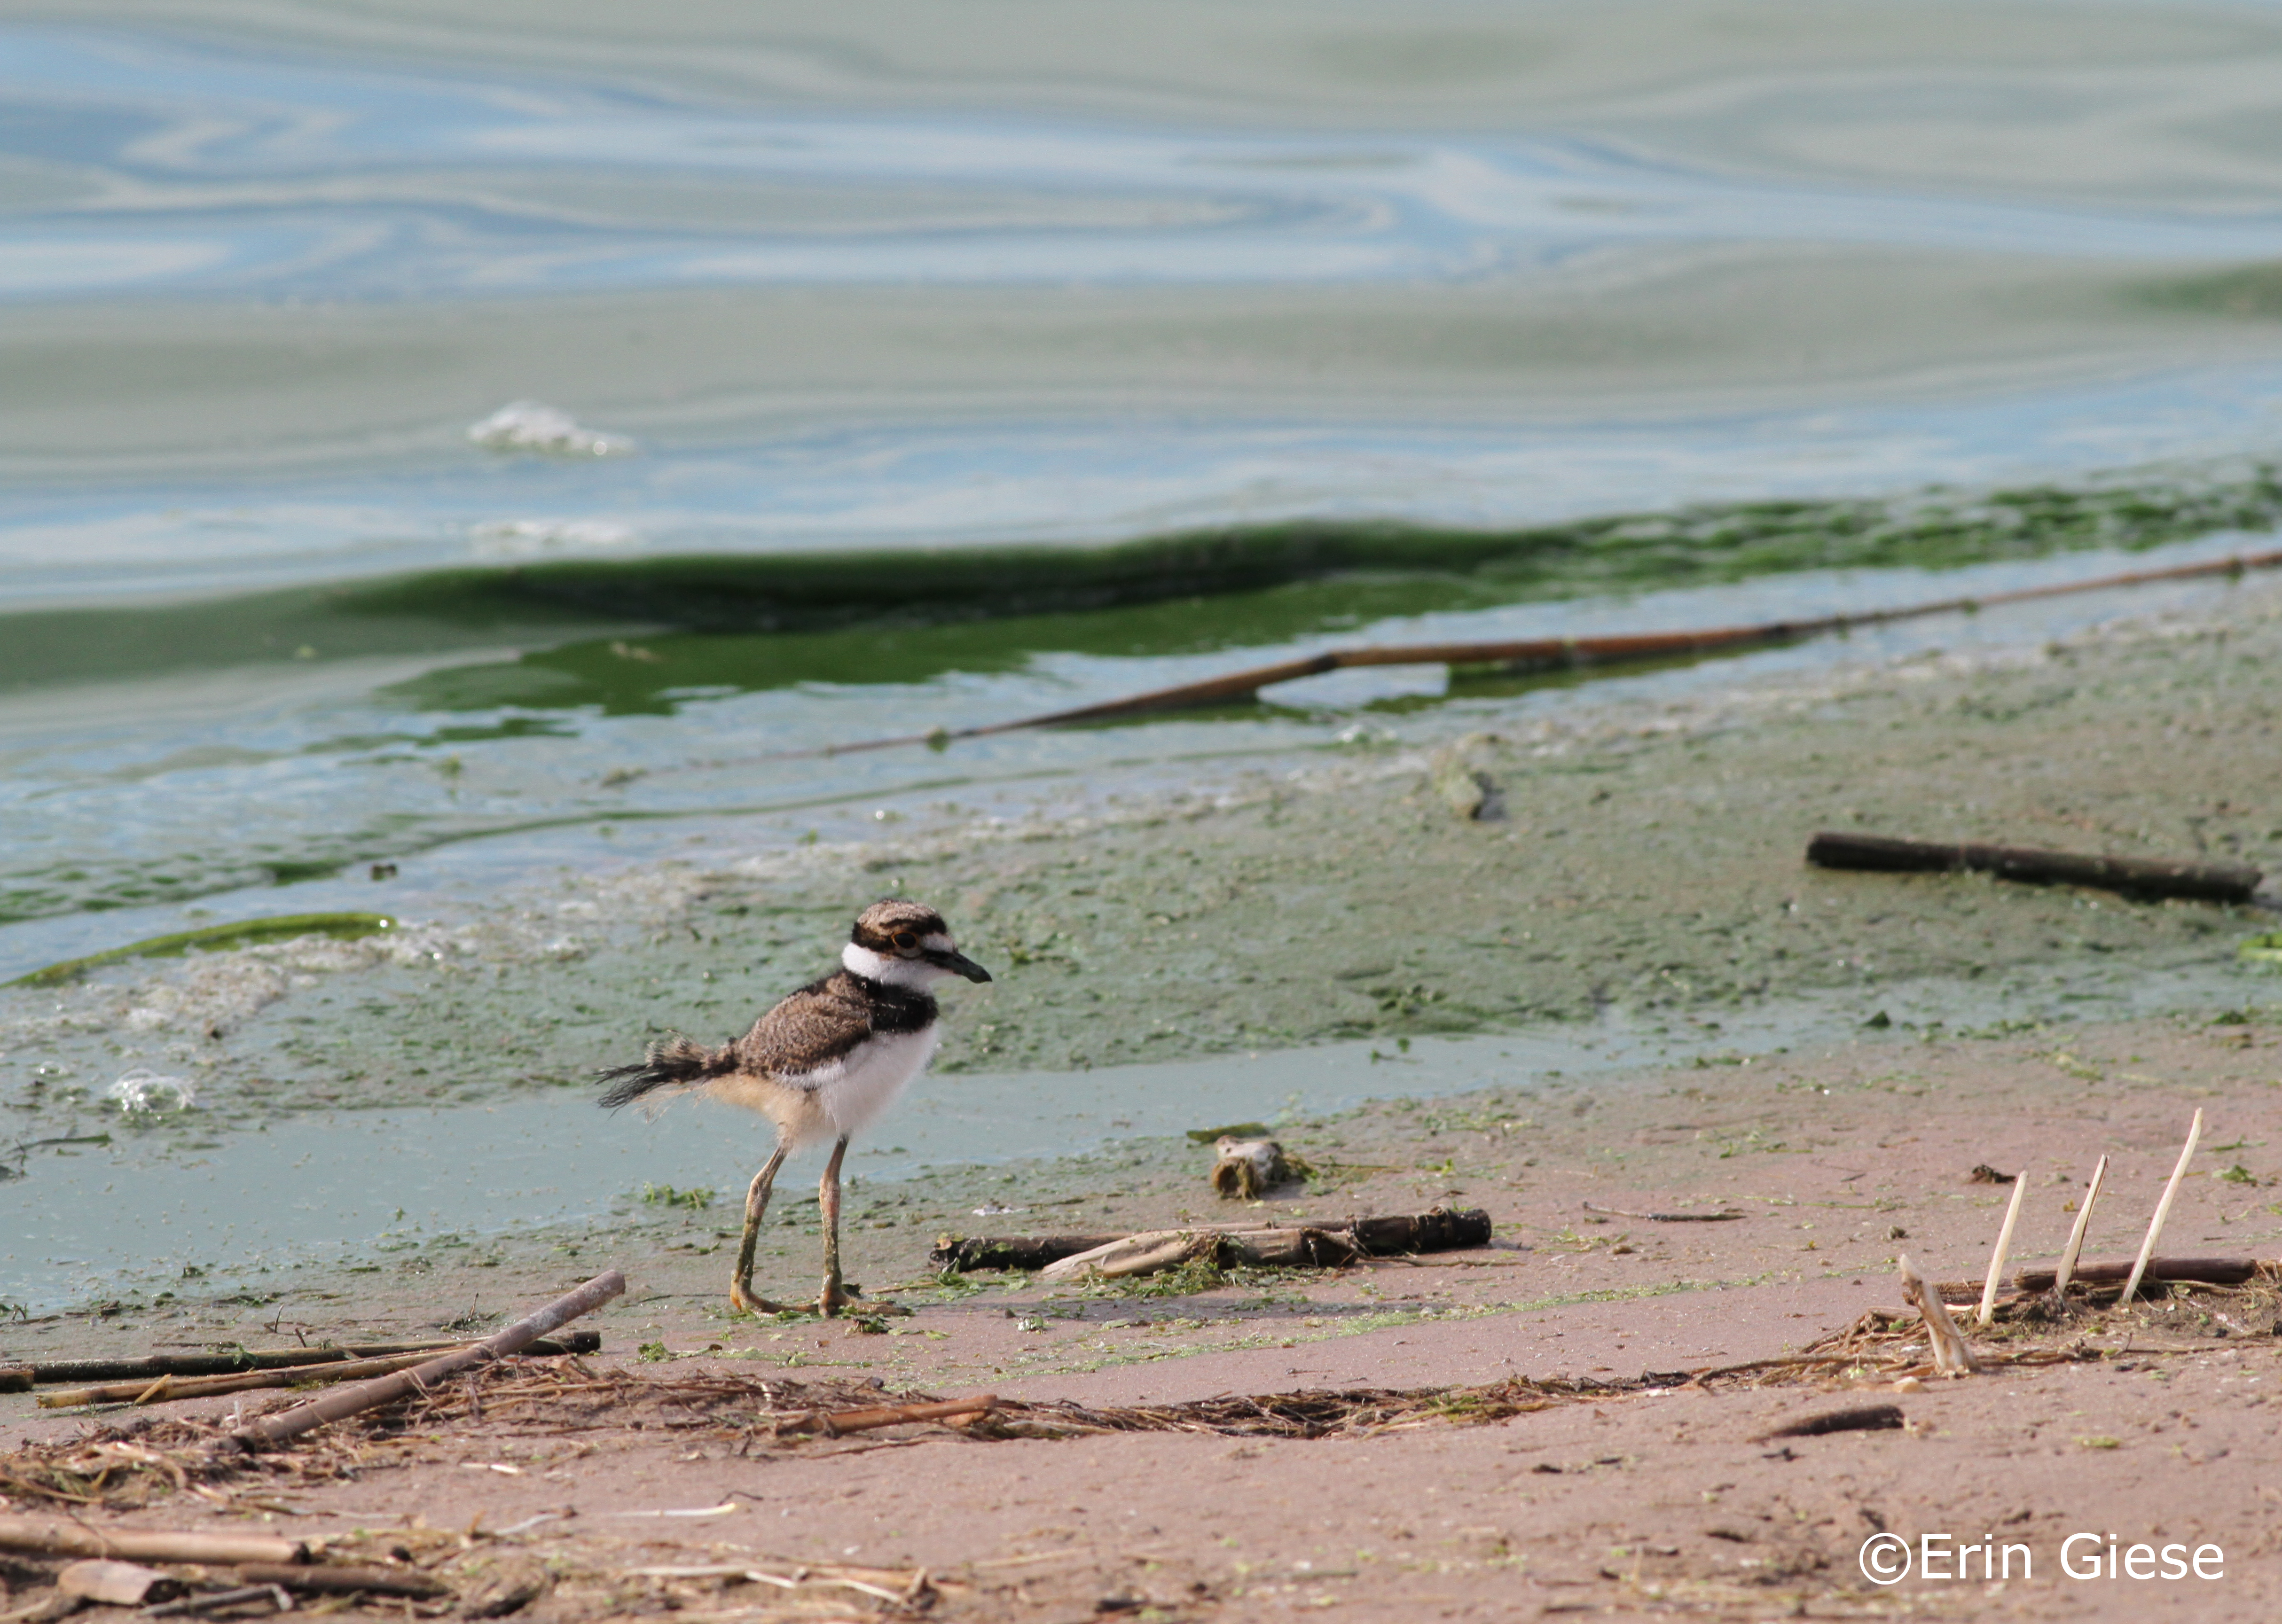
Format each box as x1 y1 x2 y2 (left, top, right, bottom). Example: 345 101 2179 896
1580 1203 1745 1223
23 1336 598 1388
230 1270 625 1451
792 546 2282 754
0 1517 303 1565
1807 833 2261 904
39 1349 468 1410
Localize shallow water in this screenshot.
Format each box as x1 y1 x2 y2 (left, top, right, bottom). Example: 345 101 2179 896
8 0 2282 1306
10 951 2273 1314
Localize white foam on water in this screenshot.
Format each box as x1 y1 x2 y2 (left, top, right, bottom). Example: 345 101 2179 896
468 517 643 556
466 402 635 458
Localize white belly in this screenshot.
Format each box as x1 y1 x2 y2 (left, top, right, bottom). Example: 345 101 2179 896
801 1027 941 1145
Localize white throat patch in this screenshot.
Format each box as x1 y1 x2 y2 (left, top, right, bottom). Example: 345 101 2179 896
843 941 946 987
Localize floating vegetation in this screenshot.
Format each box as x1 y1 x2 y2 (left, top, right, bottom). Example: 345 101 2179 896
639 1183 716 1210
9 912 396 988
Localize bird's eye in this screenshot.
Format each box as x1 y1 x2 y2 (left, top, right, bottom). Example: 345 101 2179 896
892 931 918 952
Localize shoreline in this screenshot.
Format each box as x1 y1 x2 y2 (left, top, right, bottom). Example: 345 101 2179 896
6 572 2282 1315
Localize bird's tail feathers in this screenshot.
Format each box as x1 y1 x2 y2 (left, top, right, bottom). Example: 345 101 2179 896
596 1034 733 1110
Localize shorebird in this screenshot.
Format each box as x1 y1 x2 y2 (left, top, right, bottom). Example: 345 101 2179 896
598 898 991 1316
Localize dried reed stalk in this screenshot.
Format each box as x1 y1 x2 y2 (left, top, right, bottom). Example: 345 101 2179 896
2053 1155 2109 1296
2121 1110 2203 1306
1898 1254 1979 1375
1977 1172 2030 1327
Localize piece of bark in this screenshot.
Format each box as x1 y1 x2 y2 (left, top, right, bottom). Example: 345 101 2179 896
25 1334 597 1387
230 1269 624 1451
1210 1138 1289 1199
0 1519 303 1566
1806 831 2261 904
0 1367 30 1394
1756 1404 1905 1442
1039 1231 1214 1283
56 1561 178 1607
2015 1256 2256 1293
1898 1254 1979 1376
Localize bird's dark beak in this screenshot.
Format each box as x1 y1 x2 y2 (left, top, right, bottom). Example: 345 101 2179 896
929 948 992 983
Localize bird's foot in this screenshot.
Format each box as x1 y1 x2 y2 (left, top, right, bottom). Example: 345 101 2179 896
729 1280 804 1317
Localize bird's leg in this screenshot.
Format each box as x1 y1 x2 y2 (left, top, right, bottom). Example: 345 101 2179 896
816 1135 851 1316
728 1140 790 1316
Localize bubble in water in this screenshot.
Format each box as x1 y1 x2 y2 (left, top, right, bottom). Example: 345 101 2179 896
106 1068 198 1114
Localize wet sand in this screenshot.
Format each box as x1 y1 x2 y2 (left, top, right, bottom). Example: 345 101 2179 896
7 1012 2282 1619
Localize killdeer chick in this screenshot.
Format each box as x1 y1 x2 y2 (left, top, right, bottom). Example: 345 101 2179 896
597 898 990 1316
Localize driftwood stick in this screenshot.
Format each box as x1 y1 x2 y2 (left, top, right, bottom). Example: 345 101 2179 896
776 1396 996 1437
0 1518 303 1566
2121 1110 2203 1306
231 1269 624 1450
2016 1256 2255 1293
2052 1155 2109 1296
24 1334 597 1388
1977 1173 2030 1328
746 547 2282 759
1581 1203 1744 1222
1221 1226 1366 1269
931 1208 1491 1273
1898 1254 1979 1376
1806 832 2260 904
1755 1404 1905 1442
1038 1217 1466 1283
929 1234 1124 1272
39 1349 465 1410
